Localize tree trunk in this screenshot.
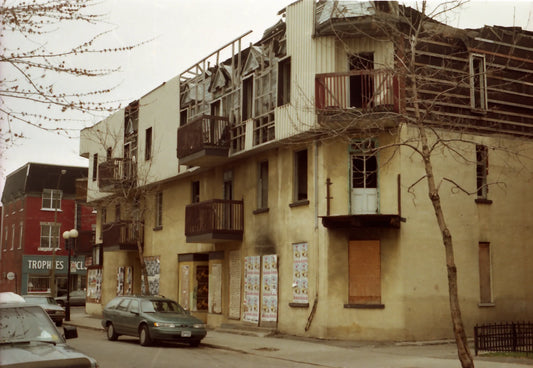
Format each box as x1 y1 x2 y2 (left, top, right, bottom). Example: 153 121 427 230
418 127 474 368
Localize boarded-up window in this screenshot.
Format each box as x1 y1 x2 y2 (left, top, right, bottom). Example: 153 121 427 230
479 242 492 304
348 240 381 304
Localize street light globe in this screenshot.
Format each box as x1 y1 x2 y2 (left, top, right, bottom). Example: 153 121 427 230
69 229 79 238
63 231 70 239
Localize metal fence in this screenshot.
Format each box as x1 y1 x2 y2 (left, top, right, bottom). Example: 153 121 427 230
474 322 533 355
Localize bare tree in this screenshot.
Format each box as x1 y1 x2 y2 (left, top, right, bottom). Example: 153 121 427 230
0 0 148 144
311 2 533 367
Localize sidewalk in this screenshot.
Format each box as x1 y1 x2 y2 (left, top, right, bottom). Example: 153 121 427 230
65 314 533 368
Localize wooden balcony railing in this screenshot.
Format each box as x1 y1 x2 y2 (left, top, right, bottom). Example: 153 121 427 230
315 69 399 113
102 221 143 251
185 199 244 243
177 115 230 164
98 158 135 191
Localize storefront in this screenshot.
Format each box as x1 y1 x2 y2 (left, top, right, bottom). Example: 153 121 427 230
22 255 87 296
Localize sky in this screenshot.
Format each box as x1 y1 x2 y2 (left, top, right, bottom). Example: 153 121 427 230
1 0 532 196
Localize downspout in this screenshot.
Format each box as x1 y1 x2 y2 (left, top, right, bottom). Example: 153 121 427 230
306 139 320 331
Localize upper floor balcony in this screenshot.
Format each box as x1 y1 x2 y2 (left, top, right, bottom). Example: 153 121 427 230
315 69 399 126
177 115 230 167
102 221 143 252
98 158 136 192
184 199 244 243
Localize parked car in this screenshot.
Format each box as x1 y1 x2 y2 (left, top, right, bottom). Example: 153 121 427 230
102 295 207 347
0 292 98 367
55 289 86 307
22 294 65 326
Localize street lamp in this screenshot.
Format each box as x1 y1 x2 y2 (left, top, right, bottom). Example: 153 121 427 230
62 229 78 321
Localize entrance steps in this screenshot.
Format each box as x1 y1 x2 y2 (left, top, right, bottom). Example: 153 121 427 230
216 322 276 338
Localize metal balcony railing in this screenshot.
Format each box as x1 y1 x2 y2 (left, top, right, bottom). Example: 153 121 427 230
177 115 231 160
185 199 243 242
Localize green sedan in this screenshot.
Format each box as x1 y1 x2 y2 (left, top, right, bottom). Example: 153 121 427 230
102 295 207 347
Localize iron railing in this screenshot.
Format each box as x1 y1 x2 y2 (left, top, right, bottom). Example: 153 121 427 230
177 114 231 159
315 69 399 113
474 322 533 355
185 199 243 239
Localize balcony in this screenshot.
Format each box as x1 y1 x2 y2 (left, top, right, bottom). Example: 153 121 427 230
185 199 244 243
177 115 230 167
75 178 88 202
98 158 136 192
315 69 399 126
102 221 143 251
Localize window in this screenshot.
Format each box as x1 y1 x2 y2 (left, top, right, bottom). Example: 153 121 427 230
180 108 188 126
476 145 488 199
101 208 107 224
10 224 15 250
470 54 487 110
479 242 492 304
106 147 112 160
257 161 269 209
242 76 253 121
277 57 291 106
18 222 23 249
348 240 382 306
42 189 62 210
92 153 98 181
155 191 163 229
40 223 60 249
352 140 377 189
294 149 308 202
3 227 7 251
115 204 121 222
191 181 200 203
145 127 152 161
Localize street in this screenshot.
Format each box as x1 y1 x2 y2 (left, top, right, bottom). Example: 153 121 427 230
69 328 320 368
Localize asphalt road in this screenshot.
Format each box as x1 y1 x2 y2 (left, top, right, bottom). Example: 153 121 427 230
68 328 322 368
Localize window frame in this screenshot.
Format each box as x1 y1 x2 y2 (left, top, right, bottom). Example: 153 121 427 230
40 222 61 250
476 145 489 199
154 191 163 229
257 160 269 210
277 57 291 107
41 189 62 211
92 153 98 182
292 149 309 204
145 127 153 161
470 54 488 111
191 181 200 204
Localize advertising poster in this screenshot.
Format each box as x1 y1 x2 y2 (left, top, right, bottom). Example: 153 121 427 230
261 255 278 322
242 256 260 324
292 242 309 304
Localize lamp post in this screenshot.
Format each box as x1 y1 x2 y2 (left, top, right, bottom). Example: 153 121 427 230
62 229 78 321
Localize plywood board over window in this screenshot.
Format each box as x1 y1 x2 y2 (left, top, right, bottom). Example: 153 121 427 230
348 240 381 305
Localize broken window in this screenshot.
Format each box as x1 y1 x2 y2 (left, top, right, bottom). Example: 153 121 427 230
257 160 269 209
294 149 308 202
470 54 487 110
476 145 488 198
277 57 291 106
145 127 152 161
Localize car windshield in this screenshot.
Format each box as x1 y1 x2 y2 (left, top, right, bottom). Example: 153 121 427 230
0 306 64 344
141 300 186 314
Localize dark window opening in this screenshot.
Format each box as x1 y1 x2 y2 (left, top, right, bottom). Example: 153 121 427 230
471 55 487 110
294 149 308 201
191 181 200 203
277 58 291 107
145 127 152 161
258 161 269 209
242 76 254 121
92 153 98 182
476 145 488 198
349 53 374 109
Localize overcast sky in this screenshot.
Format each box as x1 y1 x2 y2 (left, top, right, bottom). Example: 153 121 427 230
1 0 532 195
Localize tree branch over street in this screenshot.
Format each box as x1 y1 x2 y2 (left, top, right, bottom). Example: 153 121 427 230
0 0 150 144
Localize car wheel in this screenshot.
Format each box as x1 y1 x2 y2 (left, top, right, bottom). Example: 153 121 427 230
139 325 152 346
189 340 201 347
106 323 118 341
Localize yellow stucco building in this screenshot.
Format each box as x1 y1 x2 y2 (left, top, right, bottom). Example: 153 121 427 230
80 0 533 342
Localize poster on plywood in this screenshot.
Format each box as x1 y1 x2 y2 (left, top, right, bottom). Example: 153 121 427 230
242 256 260 324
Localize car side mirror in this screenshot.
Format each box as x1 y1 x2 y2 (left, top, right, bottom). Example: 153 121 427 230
63 325 78 339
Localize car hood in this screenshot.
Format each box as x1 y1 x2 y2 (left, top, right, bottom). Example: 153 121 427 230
0 341 96 367
148 312 203 325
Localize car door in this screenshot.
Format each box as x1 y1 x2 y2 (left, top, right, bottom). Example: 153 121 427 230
113 298 131 335
124 299 141 336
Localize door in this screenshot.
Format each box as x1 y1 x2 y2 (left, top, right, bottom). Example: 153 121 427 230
351 141 378 214
349 53 374 109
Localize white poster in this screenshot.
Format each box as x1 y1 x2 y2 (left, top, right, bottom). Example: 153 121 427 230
261 255 278 322
292 243 309 304
242 256 260 324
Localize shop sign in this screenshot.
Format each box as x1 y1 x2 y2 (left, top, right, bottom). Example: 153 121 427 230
23 256 87 274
